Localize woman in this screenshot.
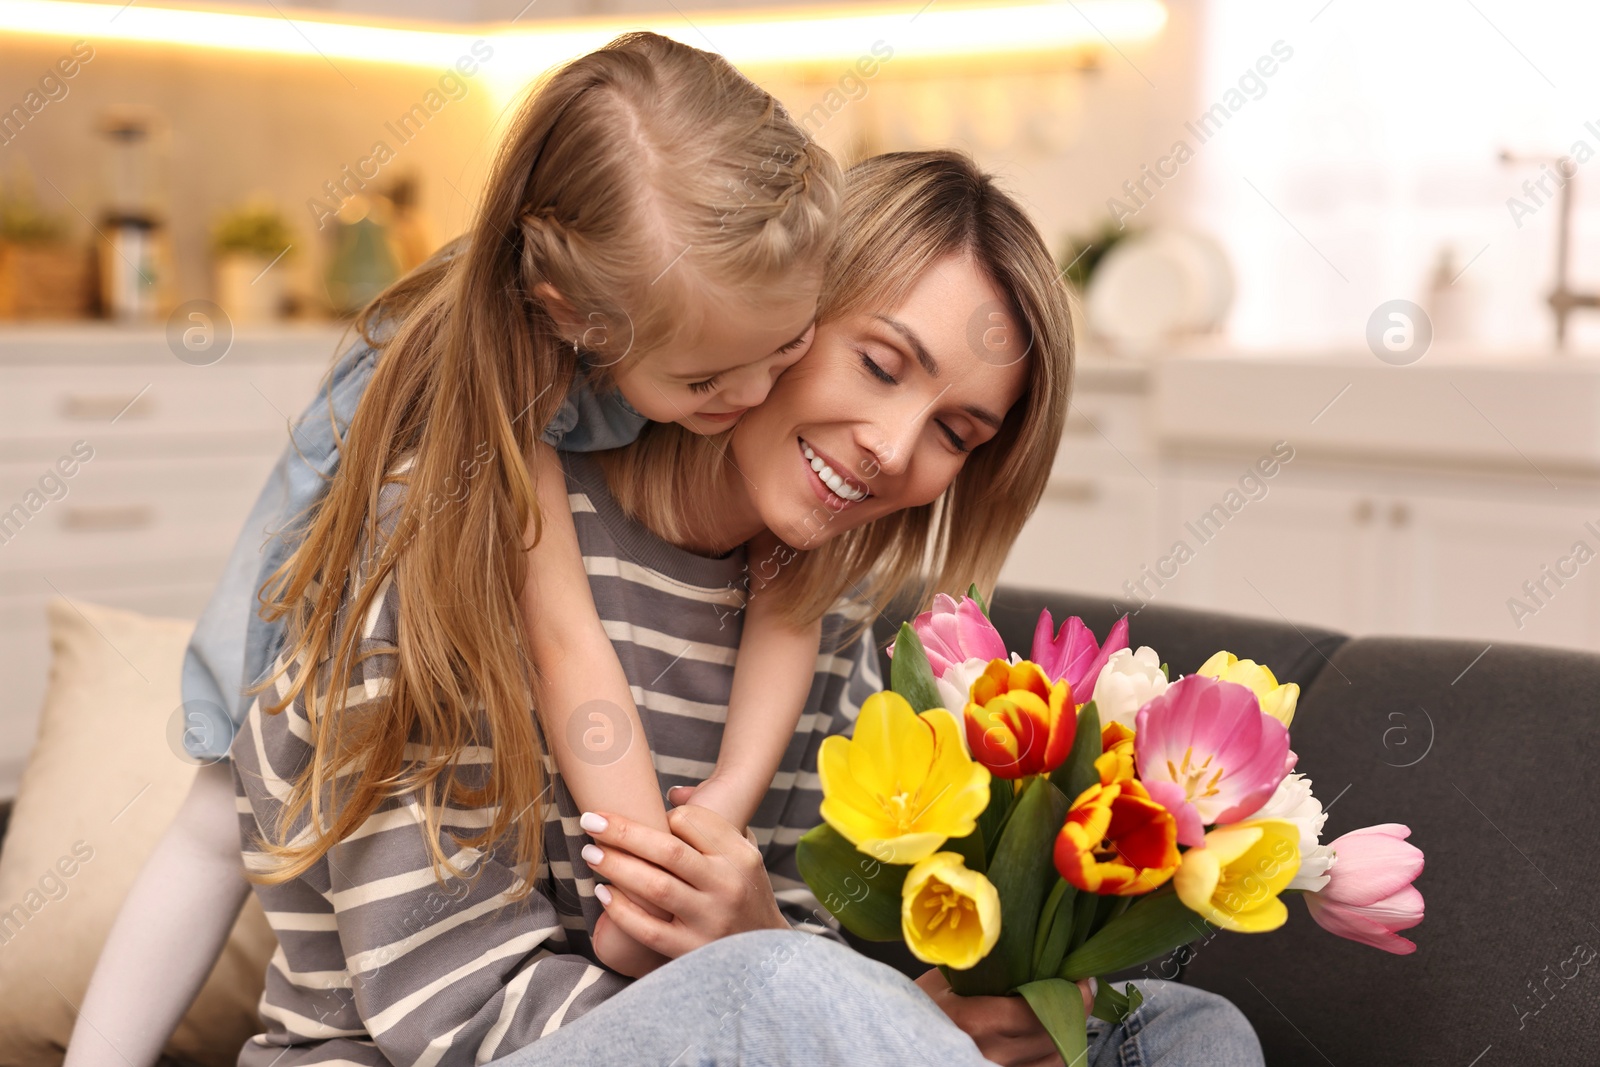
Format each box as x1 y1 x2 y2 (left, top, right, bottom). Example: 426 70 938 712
71 152 1264 1067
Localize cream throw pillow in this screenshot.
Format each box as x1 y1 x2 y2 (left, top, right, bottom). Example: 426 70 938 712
0 599 276 1067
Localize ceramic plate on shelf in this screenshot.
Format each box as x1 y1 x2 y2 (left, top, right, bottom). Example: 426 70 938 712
1085 228 1234 350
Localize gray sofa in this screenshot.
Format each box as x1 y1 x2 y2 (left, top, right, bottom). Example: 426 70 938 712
863 587 1600 1066
8 588 1591 1066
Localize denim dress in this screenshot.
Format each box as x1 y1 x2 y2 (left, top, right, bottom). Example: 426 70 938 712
178 335 645 762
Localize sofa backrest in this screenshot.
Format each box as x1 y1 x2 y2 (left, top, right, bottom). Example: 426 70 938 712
1181 634 1600 1066
871 587 1348 694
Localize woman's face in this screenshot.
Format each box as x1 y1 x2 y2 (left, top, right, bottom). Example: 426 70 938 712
730 252 1030 549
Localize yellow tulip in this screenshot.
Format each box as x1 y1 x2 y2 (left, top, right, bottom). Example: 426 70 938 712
901 851 1002 969
1174 819 1301 933
1095 720 1138 786
818 691 991 864
1197 651 1300 727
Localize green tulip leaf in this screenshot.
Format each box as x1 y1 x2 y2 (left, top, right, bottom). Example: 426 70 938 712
1093 892 1129 933
890 624 945 714
946 776 1071 995
795 822 908 942
1091 980 1144 1025
966 582 991 617
1059 891 1213 981
1067 880 1101 953
1031 876 1079 982
977 775 1013 866
948 825 987 875
1016 978 1090 1067
1050 700 1102 806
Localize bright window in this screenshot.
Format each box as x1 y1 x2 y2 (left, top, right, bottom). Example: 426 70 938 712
1188 0 1600 351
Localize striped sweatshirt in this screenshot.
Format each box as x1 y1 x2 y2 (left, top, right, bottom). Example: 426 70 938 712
230 452 881 1067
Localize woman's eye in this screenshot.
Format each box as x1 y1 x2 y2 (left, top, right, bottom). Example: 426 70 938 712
688 375 721 395
938 421 970 454
858 351 896 384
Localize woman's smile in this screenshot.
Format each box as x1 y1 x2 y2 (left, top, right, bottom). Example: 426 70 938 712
798 437 872 506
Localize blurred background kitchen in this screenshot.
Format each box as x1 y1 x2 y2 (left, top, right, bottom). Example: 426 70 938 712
0 0 1596 795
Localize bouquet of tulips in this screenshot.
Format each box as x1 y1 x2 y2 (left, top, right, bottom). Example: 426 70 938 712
796 590 1425 1064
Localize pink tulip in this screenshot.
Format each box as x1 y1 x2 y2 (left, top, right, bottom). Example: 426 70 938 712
1134 675 1290 847
1304 824 1425 955
1032 611 1129 695
899 593 1009 679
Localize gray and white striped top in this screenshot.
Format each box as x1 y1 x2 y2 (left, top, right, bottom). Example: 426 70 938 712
230 452 881 1067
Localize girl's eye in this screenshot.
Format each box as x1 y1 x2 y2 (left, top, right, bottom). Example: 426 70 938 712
775 334 809 356
858 351 896 384
688 375 721 395
938 421 970 454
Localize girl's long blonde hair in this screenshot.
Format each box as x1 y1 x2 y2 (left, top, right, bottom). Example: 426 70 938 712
246 32 839 896
602 149 1074 633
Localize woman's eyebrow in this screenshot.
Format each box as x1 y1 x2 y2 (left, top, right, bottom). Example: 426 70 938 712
872 313 1004 430
872 314 938 376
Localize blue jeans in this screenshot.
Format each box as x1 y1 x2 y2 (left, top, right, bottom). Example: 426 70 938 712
490 930 1264 1067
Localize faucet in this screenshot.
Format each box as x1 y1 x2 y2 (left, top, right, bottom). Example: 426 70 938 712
1501 149 1600 350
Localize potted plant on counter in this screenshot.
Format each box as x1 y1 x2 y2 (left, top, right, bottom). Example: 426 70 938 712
211 202 294 324
0 175 91 320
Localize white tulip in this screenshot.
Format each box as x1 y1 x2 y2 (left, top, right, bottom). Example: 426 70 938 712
1089 646 1169 731
1252 771 1334 892
934 656 994 757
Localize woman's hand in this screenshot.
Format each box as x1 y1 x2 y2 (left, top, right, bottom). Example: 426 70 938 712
578 804 790 959
912 968 1096 1067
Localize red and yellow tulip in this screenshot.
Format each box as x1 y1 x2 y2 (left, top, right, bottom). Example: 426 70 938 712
963 659 1076 779
1053 777 1181 896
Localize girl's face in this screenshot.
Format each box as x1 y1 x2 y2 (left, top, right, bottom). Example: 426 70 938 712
611 278 821 435
730 253 1030 549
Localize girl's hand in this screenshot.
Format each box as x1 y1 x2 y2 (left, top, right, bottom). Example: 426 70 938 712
670 772 754 835
591 908 672 978
912 968 1096 1067
578 805 789 959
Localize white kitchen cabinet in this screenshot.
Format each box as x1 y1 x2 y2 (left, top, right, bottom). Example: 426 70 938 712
1004 351 1600 653
1394 490 1600 650
1153 469 1391 634
0 327 344 796
1149 463 1600 651
1000 364 1159 601
999 470 1159 601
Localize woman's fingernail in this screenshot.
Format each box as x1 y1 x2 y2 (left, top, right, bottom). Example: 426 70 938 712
595 884 612 906
582 843 605 866
580 811 608 833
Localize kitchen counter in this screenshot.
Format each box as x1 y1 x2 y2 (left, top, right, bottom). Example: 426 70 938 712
0 323 353 365
1151 348 1600 477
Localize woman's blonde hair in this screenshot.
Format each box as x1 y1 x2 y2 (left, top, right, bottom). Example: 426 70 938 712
245 32 840 896
603 149 1074 632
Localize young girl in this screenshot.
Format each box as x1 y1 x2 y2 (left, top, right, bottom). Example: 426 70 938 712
247 32 842 981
